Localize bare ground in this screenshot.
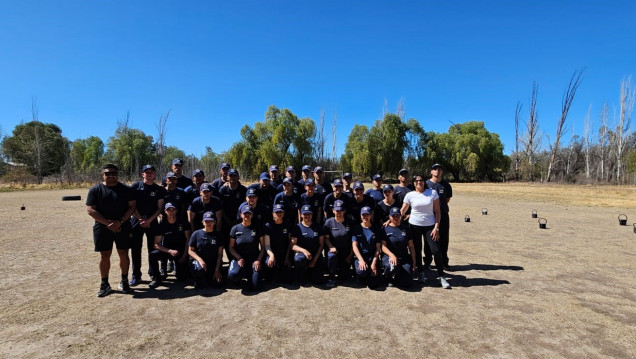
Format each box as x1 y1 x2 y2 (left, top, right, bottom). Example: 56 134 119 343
0 184 634 358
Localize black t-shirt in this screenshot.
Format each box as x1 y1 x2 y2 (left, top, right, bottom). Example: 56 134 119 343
156 219 189 250
162 175 193 190
323 217 354 251
323 193 350 219
291 222 323 255
383 224 411 261
375 199 403 226
394 184 414 203
86 182 133 221
230 223 263 262
130 181 165 226
189 229 222 262
237 202 272 228
351 224 383 260
347 195 377 224
273 192 301 225
219 185 247 228
247 183 278 208
300 192 323 222
426 179 452 214
265 221 290 256
164 187 188 221
188 196 223 231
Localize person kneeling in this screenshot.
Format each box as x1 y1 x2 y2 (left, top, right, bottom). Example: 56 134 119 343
291 205 325 285
188 211 224 289
148 203 191 288
381 207 416 288
352 206 383 289
228 206 265 291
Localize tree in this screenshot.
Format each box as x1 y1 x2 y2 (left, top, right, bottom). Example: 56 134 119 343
521 83 541 181
514 102 522 180
369 113 409 176
70 136 105 174
404 118 429 174
546 70 584 182
155 110 170 176
105 116 155 179
1 121 70 183
341 124 373 176
615 76 634 183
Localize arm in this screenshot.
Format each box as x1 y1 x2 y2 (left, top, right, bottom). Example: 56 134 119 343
188 246 207 271
154 234 179 257
308 235 324 268
400 201 410 218
432 198 441 241
264 234 275 267
351 240 366 271
188 210 196 233
325 233 337 254
291 237 312 259
381 240 398 266
214 246 224 282
215 209 223 232
254 236 265 271
180 230 191 263
228 238 244 267
87 205 120 232
370 242 382 275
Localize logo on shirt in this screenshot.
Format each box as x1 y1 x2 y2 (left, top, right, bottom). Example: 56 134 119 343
150 191 156 197
282 229 288 234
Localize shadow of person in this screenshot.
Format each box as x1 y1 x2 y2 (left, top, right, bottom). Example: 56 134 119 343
131 279 226 299
442 274 510 288
450 263 524 272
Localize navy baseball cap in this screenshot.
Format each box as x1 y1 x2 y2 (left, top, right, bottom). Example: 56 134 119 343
269 165 279 172
273 204 285 213
165 172 177 178
314 166 324 173
333 200 345 211
172 158 183 165
300 204 312 214
200 183 212 192
228 168 239 176
398 168 409 176
353 181 364 190
343 172 352 179
304 178 315 186
193 169 204 177
103 164 118 171
361 206 373 215
286 166 296 172
302 165 312 171
164 202 176 210
246 187 258 197
389 207 401 216
219 162 230 170
333 178 343 187
432 163 443 170
241 206 253 214
372 174 382 181
203 211 216 221
383 184 394 192
259 172 271 180
142 164 155 172
282 177 293 184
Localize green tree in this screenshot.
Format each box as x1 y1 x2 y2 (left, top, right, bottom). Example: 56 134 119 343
105 124 155 178
341 124 373 176
1 121 70 183
404 118 429 174
70 136 104 174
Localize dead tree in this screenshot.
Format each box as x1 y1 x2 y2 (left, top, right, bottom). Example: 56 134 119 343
598 102 610 181
615 76 634 183
521 82 540 181
514 102 522 179
583 105 592 180
331 110 338 164
546 70 584 182
315 110 326 164
156 110 170 175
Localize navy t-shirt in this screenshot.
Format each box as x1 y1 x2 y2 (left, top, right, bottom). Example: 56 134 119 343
352 225 382 261
273 192 301 224
347 195 377 223
247 183 278 208
156 219 189 251
86 182 133 221
426 179 452 214
130 181 165 226
323 193 350 219
300 192 323 222
230 223 263 262
188 229 222 262
164 187 188 222
265 221 291 257
219 185 247 228
188 196 223 231
375 199 402 226
237 202 271 228
291 222 323 255
383 224 411 261
323 217 354 251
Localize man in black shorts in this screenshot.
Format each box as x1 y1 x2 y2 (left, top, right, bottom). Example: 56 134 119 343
86 164 136 297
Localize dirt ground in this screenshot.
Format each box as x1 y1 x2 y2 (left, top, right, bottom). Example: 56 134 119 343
0 184 634 358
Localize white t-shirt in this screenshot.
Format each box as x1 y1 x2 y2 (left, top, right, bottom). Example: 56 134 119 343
403 188 439 226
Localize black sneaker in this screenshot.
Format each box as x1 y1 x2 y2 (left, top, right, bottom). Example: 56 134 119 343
149 279 161 289
119 280 131 294
97 283 112 297
167 260 175 273
129 275 140 286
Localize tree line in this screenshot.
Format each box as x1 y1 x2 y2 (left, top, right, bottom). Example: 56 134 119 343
1 76 635 185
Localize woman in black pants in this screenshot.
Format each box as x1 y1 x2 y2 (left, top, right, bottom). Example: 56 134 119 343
400 174 450 289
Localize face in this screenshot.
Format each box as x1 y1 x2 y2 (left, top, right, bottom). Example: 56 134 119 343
203 220 215 231
399 172 409 183
270 170 279 179
165 207 177 217
334 185 343 195
390 214 401 226
229 174 238 184
305 184 315 196
413 176 425 190
301 212 312 222
241 212 253 221
302 169 311 179
314 171 324 180
172 163 182 174
166 176 177 187
283 182 293 193
261 179 270 187
273 211 285 222
343 177 352 186
431 167 443 178
220 167 229 177
361 213 372 223
373 178 382 188
334 209 345 220
102 169 119 184
200 189 212 200
247 196 257 206
383 189 394 199
287 170 296 179
354 187 364 199
193 173 205 184
142 169 156 182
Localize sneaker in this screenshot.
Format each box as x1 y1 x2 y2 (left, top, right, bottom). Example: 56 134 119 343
149 279 161 289
159 268 167 278
440 276 451 289
129 275 140 286
119 280 131 294
418 272 427 283
326 279 336 288
97 283 112 297
167 260 175 273
387 281 395 287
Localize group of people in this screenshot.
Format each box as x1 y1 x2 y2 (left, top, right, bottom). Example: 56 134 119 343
86 158 452 297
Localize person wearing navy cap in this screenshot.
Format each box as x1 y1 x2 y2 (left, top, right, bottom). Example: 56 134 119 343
269 165 282 188
299 178 323 225
264 204 292 283
375 184 402 227
188 211 224 289
394 168 414 203
277 166 304 194
323 178 350 220
188 182 223 233
162 171 188 276
248 172 277 208
218 168 247 233
365 174 384 202
130 164 166 286
147 202 191 288
162 158 193 190
184 169 207 204
87 164 136 297
228 206 266 291
426 163 453 271
237 187 271 228
342 173 354 197
351 206 383 289
299 165 313 188
381 207 416 288
348 181 376 224
211 162 230 195
273 177 301 225
323 199 354 287
291 204 325 285
313 166 333 196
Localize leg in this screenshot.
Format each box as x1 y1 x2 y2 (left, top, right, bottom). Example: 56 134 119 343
250 262 261 291
130 226 144 278
228 259 243 284
116 249 130 277
410 224 425 269
439 212 450 267
99 250 112 278
327 251 339 280
424 229 445 278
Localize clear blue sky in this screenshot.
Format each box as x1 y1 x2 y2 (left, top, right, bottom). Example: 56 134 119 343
1 1 634 158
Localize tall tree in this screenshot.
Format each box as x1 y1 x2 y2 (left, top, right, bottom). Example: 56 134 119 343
70 136 105 174
598 102 610 181
521 82 541 181
105 116 155 178
615 76 634 182
514 102 522 180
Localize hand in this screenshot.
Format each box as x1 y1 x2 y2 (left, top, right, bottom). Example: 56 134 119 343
237 258 245 267
253 260 261 272
389 256 398 266
107 221 121 233
140 219 150 228
329 247 337 254
412 265 418 273
304 251 312 260
431 228 439 241
214 268 222 282
267 256 276 267
371 261 378 275
169 249 180 258
382 220 390 228
358 260 368 271
199 260 207 271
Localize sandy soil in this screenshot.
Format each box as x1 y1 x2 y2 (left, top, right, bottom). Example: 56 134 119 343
0 185 634 358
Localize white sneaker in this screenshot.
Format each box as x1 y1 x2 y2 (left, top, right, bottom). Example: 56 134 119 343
418 272 426 283
326 279 336 288
440 276 451 289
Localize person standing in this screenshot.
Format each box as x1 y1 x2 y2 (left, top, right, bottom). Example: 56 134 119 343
86 164 136 297
323 178 350 220
269 165 282 189
342 172 354 198
365 174 384 202
188 182 223 233
400 174 450 289
247 172 277 208
426 163 453 271
348 181 376 224
211 162 230 197
129 164 165 286
184 169 207 204
299 178 323 225
162 158 193 190
394 168 413 204
374 184 402 227
273 178 300 225
313 166 333 196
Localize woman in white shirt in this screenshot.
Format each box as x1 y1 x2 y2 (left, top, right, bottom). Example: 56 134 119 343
400 174 450 289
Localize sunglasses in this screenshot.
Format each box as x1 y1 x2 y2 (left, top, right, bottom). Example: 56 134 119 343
103 172 118 176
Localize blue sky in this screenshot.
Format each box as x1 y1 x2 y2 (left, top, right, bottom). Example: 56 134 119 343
1 1 634 158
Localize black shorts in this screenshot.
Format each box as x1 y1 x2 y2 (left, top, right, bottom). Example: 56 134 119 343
93 222 133 252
